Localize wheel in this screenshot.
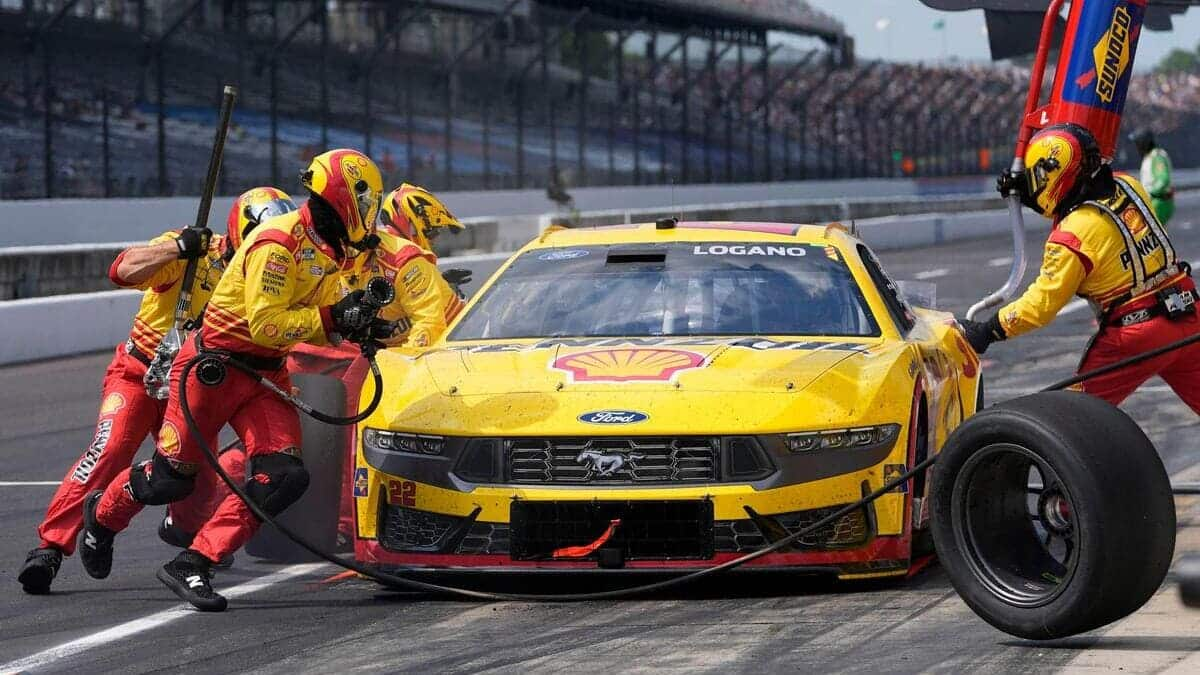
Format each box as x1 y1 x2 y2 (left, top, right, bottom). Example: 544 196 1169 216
245 374 348 562
930 391 1175 639
1179 555 1200 608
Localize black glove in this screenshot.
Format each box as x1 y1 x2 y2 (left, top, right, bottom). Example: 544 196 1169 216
442 268 472 299
442 268 472 287
959 314 1007 355
330 290 372 335
996 169 1024 198
176 227 212 260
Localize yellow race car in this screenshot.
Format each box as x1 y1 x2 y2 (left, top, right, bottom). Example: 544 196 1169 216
350 220 982 578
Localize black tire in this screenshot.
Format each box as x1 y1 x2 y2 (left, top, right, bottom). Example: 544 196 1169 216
245 374 348 562
930 391 1175 640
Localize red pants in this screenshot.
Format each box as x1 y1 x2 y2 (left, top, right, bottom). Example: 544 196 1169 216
1080 312 1200 411
36 346 166 555
95 335 302 562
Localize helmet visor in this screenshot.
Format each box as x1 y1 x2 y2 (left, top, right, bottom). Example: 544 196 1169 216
246 198 297 226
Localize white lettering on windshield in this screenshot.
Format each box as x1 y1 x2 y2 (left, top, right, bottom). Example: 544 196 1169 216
693 244 807 257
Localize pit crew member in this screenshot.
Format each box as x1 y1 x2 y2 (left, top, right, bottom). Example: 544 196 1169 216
81 149 388 611
16 187 296 594
1131 128 1174 225
961 123 1200 411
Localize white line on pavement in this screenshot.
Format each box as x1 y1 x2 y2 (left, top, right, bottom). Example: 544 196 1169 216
0 481 60 487
914 268 949 280
0 563 328 675
987 256 1013 267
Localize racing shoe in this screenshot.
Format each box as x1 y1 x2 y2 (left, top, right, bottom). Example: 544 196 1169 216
79 491 115 579
18 547 63 594
156 549 227 612
158 515 234 570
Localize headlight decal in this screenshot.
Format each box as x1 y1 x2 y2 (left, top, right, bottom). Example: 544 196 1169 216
785 424 900 453
363 428 445 455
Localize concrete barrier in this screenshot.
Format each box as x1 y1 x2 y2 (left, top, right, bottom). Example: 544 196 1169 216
0 289 141 364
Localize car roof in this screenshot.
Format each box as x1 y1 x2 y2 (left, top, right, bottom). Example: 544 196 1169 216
524 221 862 249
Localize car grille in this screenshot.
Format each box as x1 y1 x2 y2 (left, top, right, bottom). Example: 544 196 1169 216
455 522 512 555
713 505 871 553
379 504 462 553
507 437 720 484
510 500 715 561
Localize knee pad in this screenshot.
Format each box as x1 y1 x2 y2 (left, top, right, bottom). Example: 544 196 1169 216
129 453 196 506
244 452 309 517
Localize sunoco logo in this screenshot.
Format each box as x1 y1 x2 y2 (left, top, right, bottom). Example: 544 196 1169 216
578 410 649 425
1093 5 1132 103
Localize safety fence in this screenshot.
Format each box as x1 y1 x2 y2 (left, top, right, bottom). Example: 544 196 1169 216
9 2 1194 203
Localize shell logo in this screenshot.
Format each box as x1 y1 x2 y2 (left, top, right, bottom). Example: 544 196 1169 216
552 348 705 383
158 422 181 457
99 392 125 416
1121 206 1147 235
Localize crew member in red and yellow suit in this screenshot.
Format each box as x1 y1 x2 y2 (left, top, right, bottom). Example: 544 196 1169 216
80 149 388 611
961 124 1200 410
194 184 471 548
16 187 296 595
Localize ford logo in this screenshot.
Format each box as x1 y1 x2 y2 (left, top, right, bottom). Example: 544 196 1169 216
578 410 649 425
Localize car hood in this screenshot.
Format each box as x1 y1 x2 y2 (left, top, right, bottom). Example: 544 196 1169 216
422 339 875 395
369 338 911 436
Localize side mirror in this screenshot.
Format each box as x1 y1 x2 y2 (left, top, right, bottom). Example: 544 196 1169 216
896 280 937 310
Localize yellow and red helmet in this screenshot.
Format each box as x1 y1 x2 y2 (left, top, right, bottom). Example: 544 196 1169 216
300 149 383 249
225 186 297 254
378 183 463 251
1022 123 1101 218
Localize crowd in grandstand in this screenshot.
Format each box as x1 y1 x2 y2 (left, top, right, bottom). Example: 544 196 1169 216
0 1 1195 199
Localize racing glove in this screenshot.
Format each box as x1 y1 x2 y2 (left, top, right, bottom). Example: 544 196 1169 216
330 291 398 348
176 227 212 260
959 314 1007 355
996 169 1025 199
442 268 472 299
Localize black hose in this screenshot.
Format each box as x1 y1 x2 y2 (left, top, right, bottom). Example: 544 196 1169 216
179 326 1200 603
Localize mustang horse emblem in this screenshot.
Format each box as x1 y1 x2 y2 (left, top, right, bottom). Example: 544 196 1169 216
576 450 645 477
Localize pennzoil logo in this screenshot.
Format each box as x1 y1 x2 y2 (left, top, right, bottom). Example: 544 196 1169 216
1092 5 1133 103
552 348 705 383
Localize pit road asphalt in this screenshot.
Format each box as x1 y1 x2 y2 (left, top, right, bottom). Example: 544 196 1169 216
2 201 1199 674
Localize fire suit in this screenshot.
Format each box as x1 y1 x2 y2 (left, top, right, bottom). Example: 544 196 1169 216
35 231 226 556
1140 146 1175 225
194 226 467 543
344 222 464 348
998 174 1200 410
93 207 346 563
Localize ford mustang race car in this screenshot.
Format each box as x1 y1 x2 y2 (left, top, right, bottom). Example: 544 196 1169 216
349 220 982 578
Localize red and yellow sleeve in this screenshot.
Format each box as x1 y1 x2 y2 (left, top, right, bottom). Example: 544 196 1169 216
386 256 461 348
241 242 333 349
108 231 186 291
997 237 1089 338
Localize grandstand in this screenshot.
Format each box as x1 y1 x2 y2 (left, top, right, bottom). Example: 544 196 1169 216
0 0 1194 200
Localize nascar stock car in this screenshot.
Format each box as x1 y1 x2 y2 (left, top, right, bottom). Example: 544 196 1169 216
340 220 983 578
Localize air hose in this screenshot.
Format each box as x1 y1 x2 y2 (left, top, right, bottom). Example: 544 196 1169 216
178 327 1200 603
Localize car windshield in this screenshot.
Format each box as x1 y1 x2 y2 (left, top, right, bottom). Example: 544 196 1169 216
449 242 880 340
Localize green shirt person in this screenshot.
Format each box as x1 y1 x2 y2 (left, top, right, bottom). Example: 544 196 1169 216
1131 129 1175 225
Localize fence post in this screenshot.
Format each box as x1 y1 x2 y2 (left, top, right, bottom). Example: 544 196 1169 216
102 86 111 197
609 29 623 185
577 28 589 187
678 33 689 184
319 0 329 151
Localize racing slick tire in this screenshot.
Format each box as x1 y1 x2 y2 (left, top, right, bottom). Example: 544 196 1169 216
245 374 348 562
930 391 1175 640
